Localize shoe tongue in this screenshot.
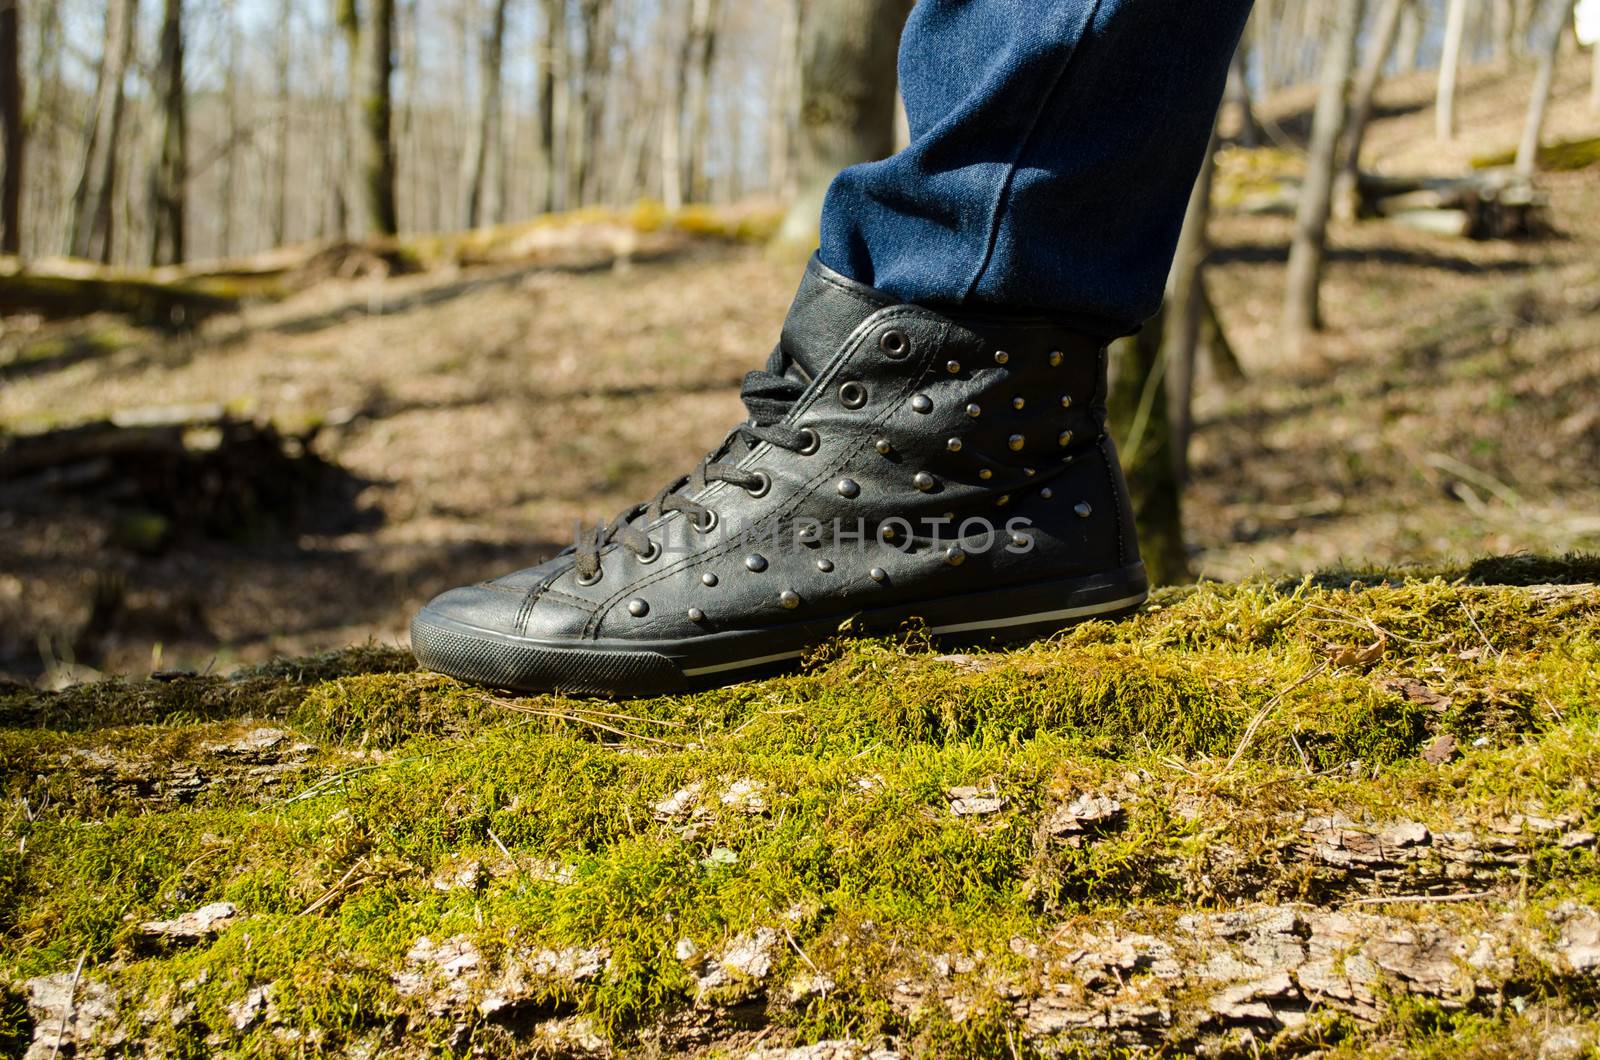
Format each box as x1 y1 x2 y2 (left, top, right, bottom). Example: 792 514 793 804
775 255 898 383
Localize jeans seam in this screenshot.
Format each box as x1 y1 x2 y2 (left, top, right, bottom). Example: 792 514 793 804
960 0 1107 305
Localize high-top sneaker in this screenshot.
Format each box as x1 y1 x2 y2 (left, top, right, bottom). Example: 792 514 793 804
411 256 1147 696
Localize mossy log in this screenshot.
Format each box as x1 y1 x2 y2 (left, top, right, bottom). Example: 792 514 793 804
3 558 1599 1056
0 267 238 330
1354 170 1548 239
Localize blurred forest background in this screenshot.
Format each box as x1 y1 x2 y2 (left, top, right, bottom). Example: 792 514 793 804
1 0 1598 684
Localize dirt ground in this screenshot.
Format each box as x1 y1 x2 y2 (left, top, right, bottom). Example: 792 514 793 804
2 63 1597 682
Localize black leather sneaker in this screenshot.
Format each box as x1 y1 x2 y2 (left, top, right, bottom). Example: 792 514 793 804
411 256 1148 696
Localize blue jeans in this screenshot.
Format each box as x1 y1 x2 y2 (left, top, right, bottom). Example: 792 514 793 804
818 0 1253 341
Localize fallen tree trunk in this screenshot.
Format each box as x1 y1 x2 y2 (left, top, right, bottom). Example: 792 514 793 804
1354 170 1547 239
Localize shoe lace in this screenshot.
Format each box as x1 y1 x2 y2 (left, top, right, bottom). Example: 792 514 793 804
571 360 810 580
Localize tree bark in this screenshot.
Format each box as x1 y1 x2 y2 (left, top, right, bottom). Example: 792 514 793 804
1283 0 1363 346
361 0 399 235
537 0 568 213
1339 0 1406 199
576 0 614 206
0 0 22 256
1108 313 1189 587
1436 0 1470 140
1514 0 1578 175
462 0 511 228
273 7 293 247
1226 41 1261 148
1165 119 1220 486
68 0 138 262
1396 0 1422 71
148 0 187 266
768 0 800 198
684 0 720 203
776 0 910 250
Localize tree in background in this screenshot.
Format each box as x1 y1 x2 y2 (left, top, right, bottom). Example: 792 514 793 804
1339 0 1407 202
0 0 21 256
361 0 399 235
1108 317 1189 586
149 0 188 266
69 0 138 262
1283 0 1363 346
1436 0 1469 140
462 0 511 228
1515 0 1580 175
775 0 910 251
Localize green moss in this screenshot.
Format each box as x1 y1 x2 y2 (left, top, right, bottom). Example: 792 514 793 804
2 558 1598 1053
1472 135 1600 172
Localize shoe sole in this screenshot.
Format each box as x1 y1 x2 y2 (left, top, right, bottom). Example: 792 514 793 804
410 564 1148 698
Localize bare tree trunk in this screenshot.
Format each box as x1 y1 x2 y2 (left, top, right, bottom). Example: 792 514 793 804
219 0 240 256
1396 0 1422 71
148 0 186 265
1515 0 1578 175
0 0 22 255
661 0 693 211
537 0 568 212
462 0 510 228
1437 0 1470 140
1226 41 1261 148
768 0 800 197
684 0 720 203
336 0 361 237
69 0 138 262
577 0 613 205
1108 313 1189 586
361 0 399 234
1283 0 1363 346
1166 120 1220 486
1339 0 1406 201
273 6 293 247
776 0 911 249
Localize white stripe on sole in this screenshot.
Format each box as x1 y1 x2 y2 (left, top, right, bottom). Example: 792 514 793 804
682 649 806 678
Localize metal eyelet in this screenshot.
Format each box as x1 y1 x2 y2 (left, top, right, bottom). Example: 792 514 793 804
795 427 821 454
575 569 602 587
838 381 868 409
744 470 772 498
636 540 662 564
692 509 719 533
879 329 910 359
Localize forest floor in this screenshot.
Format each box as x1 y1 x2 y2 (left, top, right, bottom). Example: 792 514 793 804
0 61 1599 1059
1 63 1598 683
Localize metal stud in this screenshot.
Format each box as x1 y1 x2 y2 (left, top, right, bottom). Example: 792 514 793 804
1008 434 1026 452
701 572 718 587
875 438 893 455
913 471 936 492
1041 487 1054 499
946 437 962 453
869 567 888 583
837 478 860 499
1061 395 1073 409
1012 396 1025 410
780 590 800 610
996 494 1011 507
945 546 967 566
816 558 834 573
994 350 1010 365
1074 501 1093 518
1024 467 1036 477
688 607 705 622
911 394 933 414
946 360 961 374
1049 350 1063 367
745 554 769 572
978 468 993 480
966 402 982 418
1059 430 1074 447
1011 531 1031 548
627 599 649 617
881 525 897 541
